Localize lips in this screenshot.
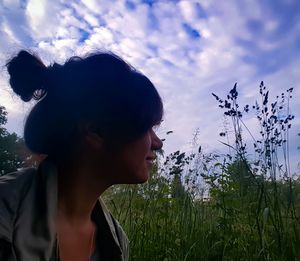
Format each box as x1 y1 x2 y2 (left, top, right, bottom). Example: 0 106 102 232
146 155 156 166
146 155 156 161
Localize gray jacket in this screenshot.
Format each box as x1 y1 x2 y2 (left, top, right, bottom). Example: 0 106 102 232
0 160 129 261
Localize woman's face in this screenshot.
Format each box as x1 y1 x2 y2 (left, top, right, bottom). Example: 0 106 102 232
103 128 163 184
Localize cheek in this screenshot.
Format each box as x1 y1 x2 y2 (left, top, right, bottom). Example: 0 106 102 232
102 133 152 184
119 152 149 183
115 150 150 183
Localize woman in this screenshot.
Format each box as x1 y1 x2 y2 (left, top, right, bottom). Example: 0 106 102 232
0 50 163 260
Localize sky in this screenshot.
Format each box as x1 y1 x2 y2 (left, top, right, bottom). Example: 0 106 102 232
0 0 299 174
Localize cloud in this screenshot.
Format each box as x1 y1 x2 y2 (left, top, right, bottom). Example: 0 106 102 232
0 0 299 173
178 1 208 23
0 1 33 49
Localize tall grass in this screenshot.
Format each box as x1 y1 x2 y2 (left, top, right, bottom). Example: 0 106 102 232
103 83 300 260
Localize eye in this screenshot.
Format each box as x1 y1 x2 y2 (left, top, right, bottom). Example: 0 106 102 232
152 119 163 130
152 125 160 132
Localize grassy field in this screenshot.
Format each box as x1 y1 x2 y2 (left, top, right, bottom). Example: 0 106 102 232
104 83 300 261
104 164 300 261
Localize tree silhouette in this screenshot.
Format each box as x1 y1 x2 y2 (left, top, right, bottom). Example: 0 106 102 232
0 105 36 175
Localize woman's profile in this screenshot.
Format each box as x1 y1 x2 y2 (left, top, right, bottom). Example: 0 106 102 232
0 50 163 260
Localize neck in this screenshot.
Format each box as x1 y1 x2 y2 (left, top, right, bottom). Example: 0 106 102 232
56 159 110 224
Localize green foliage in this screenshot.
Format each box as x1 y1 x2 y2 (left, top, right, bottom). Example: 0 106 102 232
0 106 8 129
206 83 300 260
104 163 214 261
0 105 34 175
103 83 300 260
1 83 300 260
105 154 300 260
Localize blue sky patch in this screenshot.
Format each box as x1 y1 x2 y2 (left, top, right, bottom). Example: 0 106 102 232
195 3 208 19
125 1 136 11
147 9 159 30
79 29 90 43
20 0 27 9
182 23 201 39
141 0 156 7
147 43 158 55
246 19 264 35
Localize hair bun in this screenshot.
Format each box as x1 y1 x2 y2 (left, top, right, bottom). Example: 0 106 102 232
6 50 47 102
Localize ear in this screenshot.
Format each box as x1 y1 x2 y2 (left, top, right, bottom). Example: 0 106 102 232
85 130 103 150
78 122 104 150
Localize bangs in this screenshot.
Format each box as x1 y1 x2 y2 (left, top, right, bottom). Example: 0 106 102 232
103 72 164 145
131 72 164 134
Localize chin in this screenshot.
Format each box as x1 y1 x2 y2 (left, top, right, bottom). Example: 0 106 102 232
129 170 150 184
129 174 149 184
136 175 149 184
114 164 151 184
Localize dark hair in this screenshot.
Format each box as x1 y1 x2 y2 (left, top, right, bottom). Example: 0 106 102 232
6 50 163 158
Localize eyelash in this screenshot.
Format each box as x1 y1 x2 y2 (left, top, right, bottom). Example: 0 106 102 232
152 125 160 132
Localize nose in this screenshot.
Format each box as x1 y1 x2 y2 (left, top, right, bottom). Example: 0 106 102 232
151 129 163 151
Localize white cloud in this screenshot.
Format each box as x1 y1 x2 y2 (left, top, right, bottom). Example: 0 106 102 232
25 0 60 38
26 0 46 30
0 75 32 135
87 27 114 45
81 0 107 14
0 0 299 173
82 13 100 27
178 1 201 23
